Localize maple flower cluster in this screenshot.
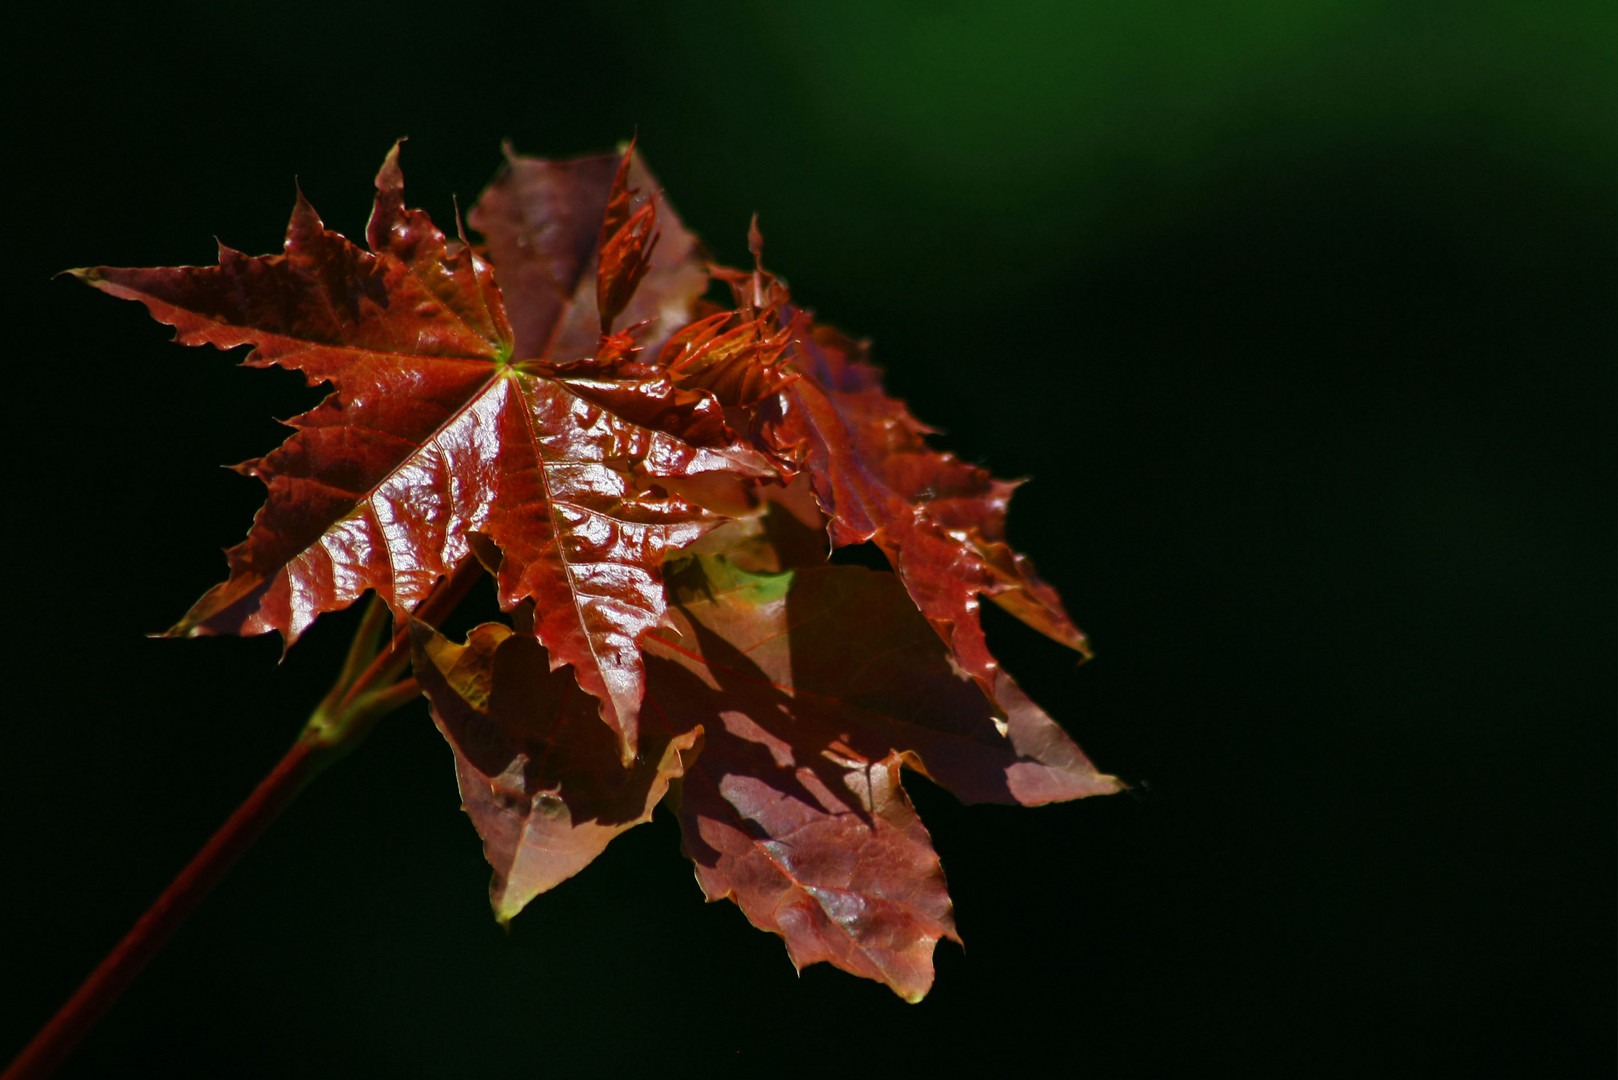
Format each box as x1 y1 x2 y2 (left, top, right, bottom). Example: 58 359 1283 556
75 141 1118 1001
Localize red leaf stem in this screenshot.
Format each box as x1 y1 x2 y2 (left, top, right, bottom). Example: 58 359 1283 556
1 736 325 1080
2 561 484 1080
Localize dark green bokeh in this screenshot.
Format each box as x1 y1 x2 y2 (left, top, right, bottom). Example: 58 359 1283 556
4 2 1612 1074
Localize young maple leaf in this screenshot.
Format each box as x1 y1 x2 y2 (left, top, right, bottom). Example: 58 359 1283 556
411 556 1119 1001
705 234 1090 712
467 138 708 365
409 618 700 923
67 139 1118 1011
71 143 770 759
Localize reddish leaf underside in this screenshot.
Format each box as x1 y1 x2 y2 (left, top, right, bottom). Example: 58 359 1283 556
409 619 699 923
674 744 952 1003
649 558 1120 809
73 144 767 759
412 554 1113 999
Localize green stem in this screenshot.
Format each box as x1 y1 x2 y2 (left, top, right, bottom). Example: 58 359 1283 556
2 559 484 1080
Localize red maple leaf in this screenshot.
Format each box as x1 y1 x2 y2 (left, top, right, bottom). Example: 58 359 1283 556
410 617 700 923
72 143 772 759
412 555 1117 1000
705 232 1091 710
69 139 1118 1006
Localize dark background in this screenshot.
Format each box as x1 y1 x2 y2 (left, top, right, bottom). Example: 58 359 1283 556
3 2 1612 1075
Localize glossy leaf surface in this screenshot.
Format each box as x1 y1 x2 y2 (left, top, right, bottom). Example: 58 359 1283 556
74 145 765 757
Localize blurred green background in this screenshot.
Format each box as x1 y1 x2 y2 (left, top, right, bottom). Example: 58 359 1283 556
4 1 1612 1074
